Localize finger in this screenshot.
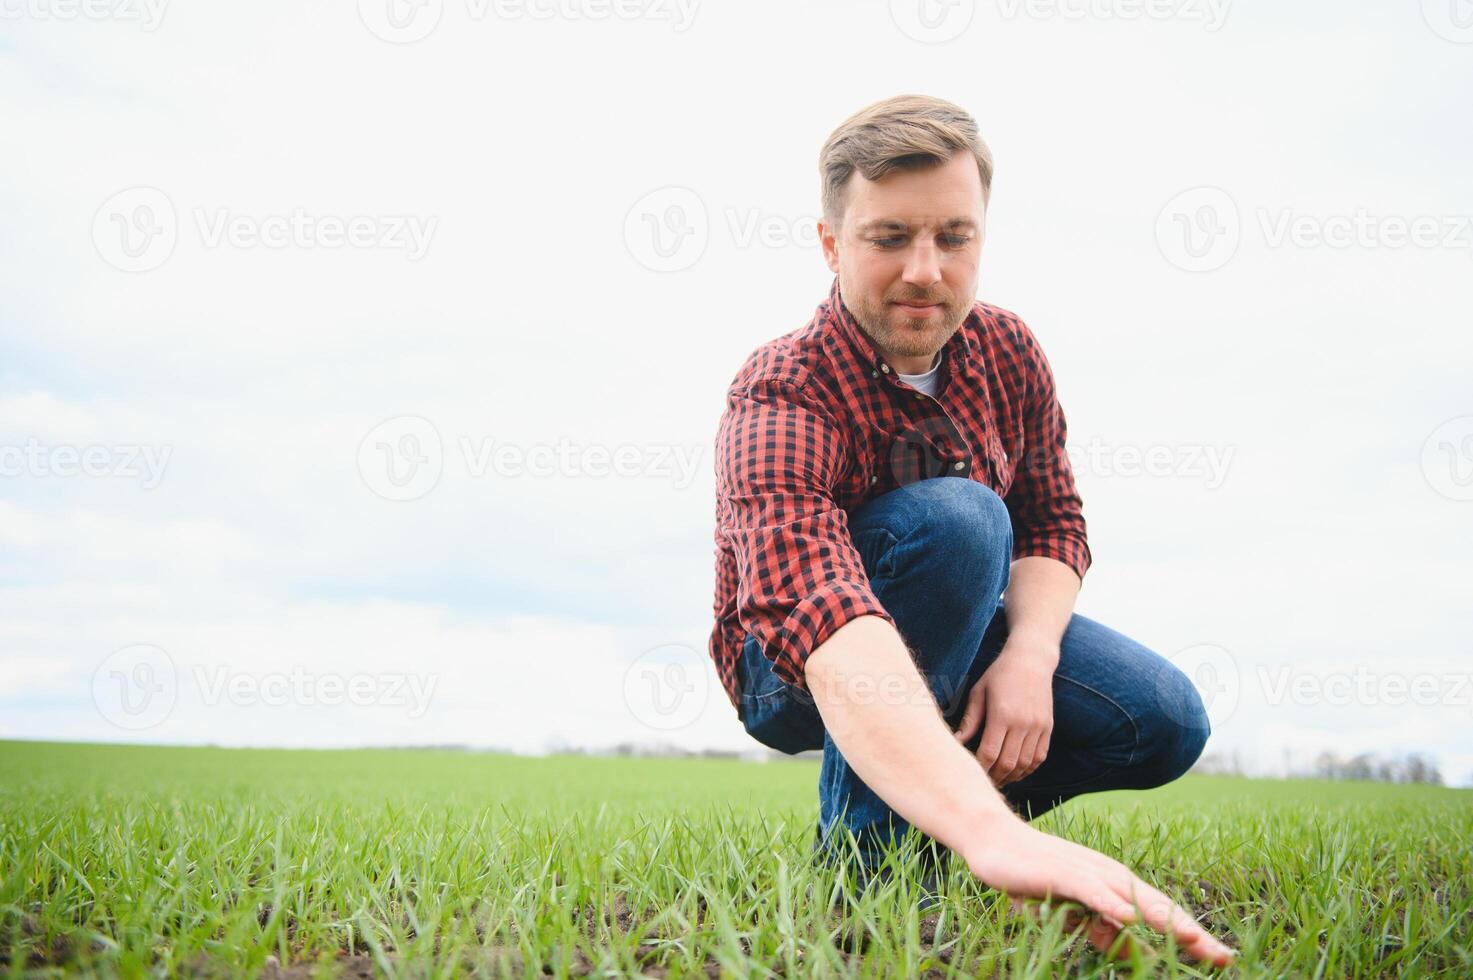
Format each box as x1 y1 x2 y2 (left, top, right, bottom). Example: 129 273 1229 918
1046 844 1236 967
1030 732 1051 775
1011 730 1041 783
955 684 985 743
1079 912 1145 962
1017 730 1050 781
1009 895 1143 963
1107 875 1235 967
989 729 1025 785
977 718 1006 771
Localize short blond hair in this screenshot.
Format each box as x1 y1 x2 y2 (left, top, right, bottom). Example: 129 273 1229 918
819 94 994 230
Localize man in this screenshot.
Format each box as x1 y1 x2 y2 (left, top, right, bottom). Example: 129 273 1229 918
708 94 1231 966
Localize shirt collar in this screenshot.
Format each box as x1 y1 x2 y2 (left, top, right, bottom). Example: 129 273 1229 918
821 274 976 375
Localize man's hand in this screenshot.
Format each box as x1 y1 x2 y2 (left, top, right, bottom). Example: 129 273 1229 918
807 615 1235 968
954 635 1057 786
963 815 1236 967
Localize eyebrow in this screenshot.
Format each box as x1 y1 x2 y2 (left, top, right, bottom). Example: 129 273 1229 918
855 218 978 234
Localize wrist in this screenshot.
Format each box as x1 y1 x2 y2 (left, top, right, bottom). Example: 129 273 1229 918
999 630 1061 668
956 805 1026 874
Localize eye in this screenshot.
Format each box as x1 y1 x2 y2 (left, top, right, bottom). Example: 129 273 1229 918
871 236 905 248
941 234 972 247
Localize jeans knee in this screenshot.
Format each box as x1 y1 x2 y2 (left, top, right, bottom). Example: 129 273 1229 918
893 477 1011 588
925 476 1011 539
1141 663 1210 782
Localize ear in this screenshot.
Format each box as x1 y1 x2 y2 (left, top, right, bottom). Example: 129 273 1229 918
818 217 840 273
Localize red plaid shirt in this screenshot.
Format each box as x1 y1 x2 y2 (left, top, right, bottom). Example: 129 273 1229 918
708 274 1091 718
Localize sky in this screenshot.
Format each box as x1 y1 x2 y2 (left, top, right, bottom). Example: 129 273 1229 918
2 0 1471 784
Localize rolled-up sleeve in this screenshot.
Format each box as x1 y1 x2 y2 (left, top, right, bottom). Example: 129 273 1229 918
715 378 895 691
1007 325 1092 580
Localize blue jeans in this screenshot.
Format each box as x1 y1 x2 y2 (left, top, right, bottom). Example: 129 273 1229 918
735 477 1210 861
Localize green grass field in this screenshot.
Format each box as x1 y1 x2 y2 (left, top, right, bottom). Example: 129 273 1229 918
1 741 1469 978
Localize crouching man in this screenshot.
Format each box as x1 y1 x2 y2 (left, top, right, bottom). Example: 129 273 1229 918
707 94 1230 966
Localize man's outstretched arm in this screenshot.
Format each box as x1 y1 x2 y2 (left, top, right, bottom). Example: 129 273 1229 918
806 613 1235 968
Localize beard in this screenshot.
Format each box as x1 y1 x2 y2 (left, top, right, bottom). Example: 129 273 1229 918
843 283 969 363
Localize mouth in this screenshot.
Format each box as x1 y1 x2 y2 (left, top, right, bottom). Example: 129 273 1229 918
893 300 942 316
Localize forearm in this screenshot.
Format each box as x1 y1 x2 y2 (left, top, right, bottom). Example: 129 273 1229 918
801 617 1235 966
804 614 1016 854
1002 555 1081 657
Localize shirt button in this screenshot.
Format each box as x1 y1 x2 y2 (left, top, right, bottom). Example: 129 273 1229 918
880 364 890 373
870 370 878 378
870 475 878 485
953 460 966 471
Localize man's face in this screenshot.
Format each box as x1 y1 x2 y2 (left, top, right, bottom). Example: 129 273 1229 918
819 149 985 371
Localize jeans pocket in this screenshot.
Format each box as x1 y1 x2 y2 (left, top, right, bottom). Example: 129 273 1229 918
738 634 822 754
743 687 822 754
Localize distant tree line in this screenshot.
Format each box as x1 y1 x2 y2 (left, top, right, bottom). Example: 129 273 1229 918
1194 750 1443 785
1307 751 1443 785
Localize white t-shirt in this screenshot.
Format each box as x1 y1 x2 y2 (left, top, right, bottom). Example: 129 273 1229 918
896 351 943 397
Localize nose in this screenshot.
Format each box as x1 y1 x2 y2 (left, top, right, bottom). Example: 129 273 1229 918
902 237 942 287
